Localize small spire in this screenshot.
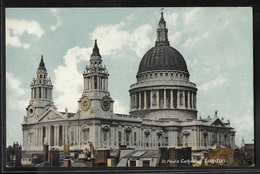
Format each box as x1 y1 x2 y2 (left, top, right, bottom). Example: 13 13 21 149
91 39 101 57
38 55 46 71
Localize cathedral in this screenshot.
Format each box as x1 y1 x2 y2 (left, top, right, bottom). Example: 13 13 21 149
21 12 236 153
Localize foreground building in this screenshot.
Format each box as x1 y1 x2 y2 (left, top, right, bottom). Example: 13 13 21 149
21 12 235 153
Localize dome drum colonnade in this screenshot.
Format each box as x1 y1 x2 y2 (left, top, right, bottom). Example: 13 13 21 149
129 12 197 119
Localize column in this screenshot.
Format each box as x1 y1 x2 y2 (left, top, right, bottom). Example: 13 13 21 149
56 125 59 146
120 128 123 145
33 128 36 147
177 90 180 108
65 125 68 144
36 128 39 147
110 126 114 147
37 127 39 146
150 91 153 109
144 91 147 109
97 124 101 148
74 126 76 144
170 90 173 109
183 91 186 109
139 92 141 109
194 93 196 109
130 94 132 110
47 126 51 145
53 126 56 146
106 78 108 91
86 77 88 90
116 127 119 147
200 131 203 149
97 76 100 89
156 90 159 109
88 77 90 90
102 78 104 90
57 125 60 146
187 91 190 109
164 89 167 109
135 93 138 110
132 129 134 146
90 76 92 89
191 92 193 109
39 127 41 146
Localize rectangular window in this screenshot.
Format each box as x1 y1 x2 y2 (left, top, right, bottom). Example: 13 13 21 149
143 160 150 167
129 160 136 167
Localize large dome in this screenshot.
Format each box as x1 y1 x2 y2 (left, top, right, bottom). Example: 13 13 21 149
138 44 188 74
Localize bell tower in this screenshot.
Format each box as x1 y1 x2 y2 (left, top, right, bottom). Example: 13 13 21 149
25 55 55 123
78 40 114 118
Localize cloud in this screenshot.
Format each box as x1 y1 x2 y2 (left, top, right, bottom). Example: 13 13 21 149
90 22 152 57
198 76 228 92
6 18 44 48
6 72 28 111
50 8 64 31
6 72 26 95
53 46 90 112
113 100 128 114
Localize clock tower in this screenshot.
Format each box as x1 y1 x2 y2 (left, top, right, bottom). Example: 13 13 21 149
78 40 114 118
25 55 55 123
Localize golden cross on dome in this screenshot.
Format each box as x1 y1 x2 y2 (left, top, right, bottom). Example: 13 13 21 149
160 8 164 13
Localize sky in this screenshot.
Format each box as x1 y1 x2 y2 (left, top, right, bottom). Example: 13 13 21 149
5 7 253 147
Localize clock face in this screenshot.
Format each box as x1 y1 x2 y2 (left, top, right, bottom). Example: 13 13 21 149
81 97 90 111
101 96 110 111
28 106 35 117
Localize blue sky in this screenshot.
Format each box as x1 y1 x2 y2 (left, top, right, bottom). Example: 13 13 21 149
6 7 253 147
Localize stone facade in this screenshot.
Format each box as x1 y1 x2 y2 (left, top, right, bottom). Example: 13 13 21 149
21 12 235 152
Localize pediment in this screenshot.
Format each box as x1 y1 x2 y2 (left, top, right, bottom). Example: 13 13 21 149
37 108 65 123
210 117 225 127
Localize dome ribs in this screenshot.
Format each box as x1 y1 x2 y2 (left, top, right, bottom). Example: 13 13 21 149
138 45 188 74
